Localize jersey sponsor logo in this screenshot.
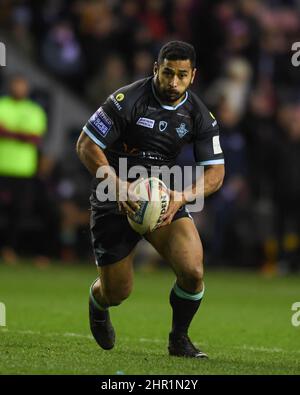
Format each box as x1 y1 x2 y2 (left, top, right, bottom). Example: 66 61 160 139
159 121 168 132
136 117 155 129
110 94 122 111
176 123 188 138
90 107 112 137
213 135 222 154
116 93 125 102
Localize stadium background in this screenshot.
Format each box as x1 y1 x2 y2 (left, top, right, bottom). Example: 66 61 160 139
0 0 300 376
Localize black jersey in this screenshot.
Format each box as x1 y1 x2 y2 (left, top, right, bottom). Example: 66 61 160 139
83 77 224 212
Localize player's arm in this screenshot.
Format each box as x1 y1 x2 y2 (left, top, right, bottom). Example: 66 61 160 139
184 163 225 200
76 132 139 214
204 164 225 196
159 104 225 227
158 164 224 227
76 92 141 217
188 106 225 199
76 131 110 176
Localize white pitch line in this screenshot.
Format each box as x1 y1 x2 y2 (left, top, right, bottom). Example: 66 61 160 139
234 345 298 354
0 328 92 340
63 332 93 340
1 328 300 355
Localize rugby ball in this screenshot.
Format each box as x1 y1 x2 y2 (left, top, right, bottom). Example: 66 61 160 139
127 177 169 235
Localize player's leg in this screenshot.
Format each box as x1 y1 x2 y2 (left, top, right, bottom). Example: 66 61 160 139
145 215 207 358
89 249 136 350
92 250 135 308
89 210 141 350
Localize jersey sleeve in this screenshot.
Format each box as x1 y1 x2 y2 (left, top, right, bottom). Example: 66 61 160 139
82 90 130 149
193 101 225 166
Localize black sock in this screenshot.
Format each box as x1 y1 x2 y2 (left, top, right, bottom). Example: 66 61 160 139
169 285 204 336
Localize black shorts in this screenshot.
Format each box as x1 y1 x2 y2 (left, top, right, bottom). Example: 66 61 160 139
90 206 193 266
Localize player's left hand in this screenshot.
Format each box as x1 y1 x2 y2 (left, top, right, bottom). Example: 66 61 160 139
155 190 185 229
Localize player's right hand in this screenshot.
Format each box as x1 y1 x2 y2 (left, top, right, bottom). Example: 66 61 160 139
116 179 141 215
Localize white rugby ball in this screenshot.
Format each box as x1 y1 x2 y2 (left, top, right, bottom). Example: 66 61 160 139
127 177 169 235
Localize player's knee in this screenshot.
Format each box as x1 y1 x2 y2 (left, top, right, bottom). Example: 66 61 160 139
180 266 204 292
103 285 131 307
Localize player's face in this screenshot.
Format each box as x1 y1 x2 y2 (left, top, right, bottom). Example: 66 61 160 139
154 59 196 105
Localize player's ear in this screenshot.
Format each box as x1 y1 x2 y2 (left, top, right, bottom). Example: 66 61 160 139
191 68 197 84
153 62 158 76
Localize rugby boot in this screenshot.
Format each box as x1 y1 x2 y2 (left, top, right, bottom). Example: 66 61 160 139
168 332 208 358
89 293 115 350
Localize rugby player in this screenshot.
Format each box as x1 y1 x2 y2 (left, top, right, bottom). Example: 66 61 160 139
76 41 225 358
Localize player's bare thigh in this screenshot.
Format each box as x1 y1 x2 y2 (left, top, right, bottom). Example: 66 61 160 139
93 248 136 306
145 218 204 293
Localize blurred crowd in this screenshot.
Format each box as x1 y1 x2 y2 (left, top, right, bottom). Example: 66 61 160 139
0 0 300 273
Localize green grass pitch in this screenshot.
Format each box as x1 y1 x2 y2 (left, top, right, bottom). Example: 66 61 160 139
0 262 299 375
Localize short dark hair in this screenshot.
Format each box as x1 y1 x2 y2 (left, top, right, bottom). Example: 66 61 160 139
157 41 196 68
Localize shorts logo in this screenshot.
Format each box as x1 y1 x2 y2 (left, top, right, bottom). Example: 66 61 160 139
176 123 188 138
159 121 168 132
90 107 112 137
116 93 125 102
136 117 155 129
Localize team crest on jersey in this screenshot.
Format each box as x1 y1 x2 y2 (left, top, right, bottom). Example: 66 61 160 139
176 123 188 138
159 121 168 132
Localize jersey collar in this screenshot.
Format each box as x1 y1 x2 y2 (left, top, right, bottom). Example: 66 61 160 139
151 79 189 111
